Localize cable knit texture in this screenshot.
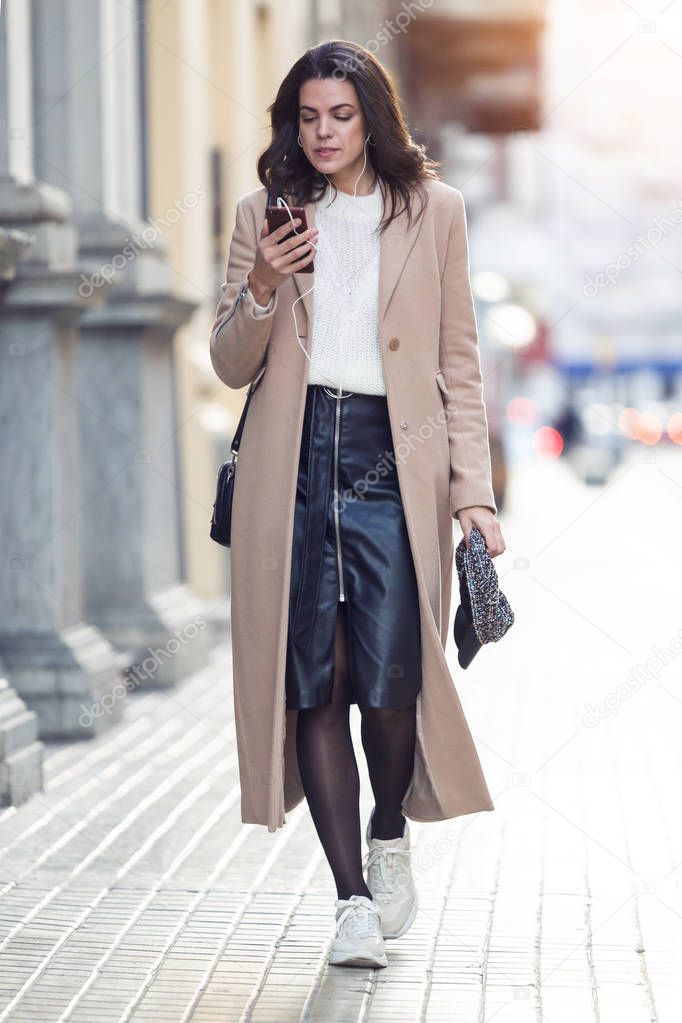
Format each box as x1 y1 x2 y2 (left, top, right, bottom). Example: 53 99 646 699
306 177 386 395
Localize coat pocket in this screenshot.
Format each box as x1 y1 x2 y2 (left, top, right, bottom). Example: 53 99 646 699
435 369 449 397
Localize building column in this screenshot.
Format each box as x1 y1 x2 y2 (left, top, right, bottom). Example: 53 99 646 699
0 0 127 741
0 225 44 802
30 0 210 687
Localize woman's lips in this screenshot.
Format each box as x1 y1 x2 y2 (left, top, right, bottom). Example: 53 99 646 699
315 148 338 157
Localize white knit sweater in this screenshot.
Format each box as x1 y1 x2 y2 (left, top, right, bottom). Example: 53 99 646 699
306 178 385 395
247 177 386 395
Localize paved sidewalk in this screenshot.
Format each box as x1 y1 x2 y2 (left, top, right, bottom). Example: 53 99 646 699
0 450 680 1021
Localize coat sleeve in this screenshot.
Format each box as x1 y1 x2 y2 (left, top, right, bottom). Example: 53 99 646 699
209 196 279 389
438 189 497 518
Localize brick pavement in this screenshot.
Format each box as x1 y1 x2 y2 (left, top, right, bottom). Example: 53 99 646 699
0 449 679 1021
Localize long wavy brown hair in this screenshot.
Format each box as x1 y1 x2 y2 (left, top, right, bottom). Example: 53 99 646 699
256 39 442 234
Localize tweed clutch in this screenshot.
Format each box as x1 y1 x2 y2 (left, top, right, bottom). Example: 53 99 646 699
453 525 514 669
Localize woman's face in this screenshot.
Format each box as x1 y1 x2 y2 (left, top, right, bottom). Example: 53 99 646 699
298 77 369 179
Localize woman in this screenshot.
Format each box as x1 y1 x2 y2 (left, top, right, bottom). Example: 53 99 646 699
209 40 506 969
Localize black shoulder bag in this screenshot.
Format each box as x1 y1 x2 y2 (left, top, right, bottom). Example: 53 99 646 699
209 373 260 547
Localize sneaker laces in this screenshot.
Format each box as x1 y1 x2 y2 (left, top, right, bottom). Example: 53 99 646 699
363 845 412 900
335 896 381 939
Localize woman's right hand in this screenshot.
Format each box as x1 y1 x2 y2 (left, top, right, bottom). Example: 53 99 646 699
248 217 318 303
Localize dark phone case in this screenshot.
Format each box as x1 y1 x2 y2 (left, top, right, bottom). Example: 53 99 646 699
265 204 314 273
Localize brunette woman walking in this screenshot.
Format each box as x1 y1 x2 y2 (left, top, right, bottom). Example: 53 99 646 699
209 39 506 970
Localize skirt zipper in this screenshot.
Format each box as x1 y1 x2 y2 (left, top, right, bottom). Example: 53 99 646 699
333 392 346 602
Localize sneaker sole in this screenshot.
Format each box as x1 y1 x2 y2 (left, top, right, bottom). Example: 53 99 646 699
381 890 419 939
329 948 389 968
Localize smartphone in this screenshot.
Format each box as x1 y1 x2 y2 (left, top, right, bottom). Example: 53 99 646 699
265 205 314 273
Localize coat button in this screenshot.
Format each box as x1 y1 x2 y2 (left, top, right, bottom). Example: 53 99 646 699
388 337 400 350
400 420 408 429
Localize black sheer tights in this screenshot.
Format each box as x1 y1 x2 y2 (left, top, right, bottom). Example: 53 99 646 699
295 602 417 900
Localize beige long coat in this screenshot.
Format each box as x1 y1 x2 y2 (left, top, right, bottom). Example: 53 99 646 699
209 177 498 832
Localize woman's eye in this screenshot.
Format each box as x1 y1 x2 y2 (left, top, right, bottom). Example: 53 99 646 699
301 116 351 123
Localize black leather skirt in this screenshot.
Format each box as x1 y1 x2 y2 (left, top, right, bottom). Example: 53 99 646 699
285 383 422 709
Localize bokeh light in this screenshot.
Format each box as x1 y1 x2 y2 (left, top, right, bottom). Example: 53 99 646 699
506 396 539 427
667 412 682 445
533 425 564 458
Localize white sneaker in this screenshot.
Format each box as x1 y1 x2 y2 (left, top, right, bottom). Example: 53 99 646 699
328 893 388 968
363 808 418 939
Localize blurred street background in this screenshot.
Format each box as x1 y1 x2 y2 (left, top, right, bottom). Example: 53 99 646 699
1 0 681 1019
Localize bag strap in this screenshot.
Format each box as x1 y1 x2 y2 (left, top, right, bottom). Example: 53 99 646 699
229 380 256 456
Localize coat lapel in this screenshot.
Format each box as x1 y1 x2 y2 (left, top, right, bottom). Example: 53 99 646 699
291 183 424 341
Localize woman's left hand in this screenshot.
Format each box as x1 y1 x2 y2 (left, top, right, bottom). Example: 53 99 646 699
457 506 506 558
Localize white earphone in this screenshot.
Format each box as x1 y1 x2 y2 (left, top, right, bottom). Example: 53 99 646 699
270 133 374 397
